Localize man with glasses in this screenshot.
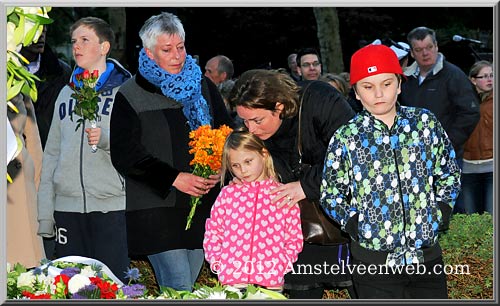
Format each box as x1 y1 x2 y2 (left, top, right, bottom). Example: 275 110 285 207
296 47 322 81
399 26 480 180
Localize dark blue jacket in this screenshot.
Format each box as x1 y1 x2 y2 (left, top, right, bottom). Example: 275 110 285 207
399 54 480 160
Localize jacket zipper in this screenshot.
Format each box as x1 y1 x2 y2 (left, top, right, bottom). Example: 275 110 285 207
388 124 408 264
80 121 87 213
246 184 259 284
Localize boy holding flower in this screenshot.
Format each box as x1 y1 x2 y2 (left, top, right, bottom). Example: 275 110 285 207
37 17 132 282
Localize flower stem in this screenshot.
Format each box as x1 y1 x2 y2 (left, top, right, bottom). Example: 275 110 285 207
185 197 201 230
90 120 97 153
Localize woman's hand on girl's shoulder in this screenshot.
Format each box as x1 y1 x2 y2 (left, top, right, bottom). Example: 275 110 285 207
269 181 305 208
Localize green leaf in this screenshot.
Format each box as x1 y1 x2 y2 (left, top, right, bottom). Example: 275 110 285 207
21 82 31 98
257 287 287 299
7 72 15 89
12 14 25 46
7 11 19 26
23 21 40 46
24 13 53 25
7 80 24 101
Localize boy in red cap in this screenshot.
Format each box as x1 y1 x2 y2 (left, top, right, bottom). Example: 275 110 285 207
320 44 461 299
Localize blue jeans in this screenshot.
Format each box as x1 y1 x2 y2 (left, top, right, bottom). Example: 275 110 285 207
148 249 204 291
460 172 493 214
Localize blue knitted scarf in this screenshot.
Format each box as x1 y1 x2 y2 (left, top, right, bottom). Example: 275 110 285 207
138 48 212 130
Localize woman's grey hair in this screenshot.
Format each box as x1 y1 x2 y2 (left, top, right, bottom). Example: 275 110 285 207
139 12 185 50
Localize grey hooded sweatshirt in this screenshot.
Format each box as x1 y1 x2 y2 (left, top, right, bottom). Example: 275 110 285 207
37 59 131 238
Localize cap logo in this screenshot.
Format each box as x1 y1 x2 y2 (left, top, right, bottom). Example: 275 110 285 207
367 66 378 73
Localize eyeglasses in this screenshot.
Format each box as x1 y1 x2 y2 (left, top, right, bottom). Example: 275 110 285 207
301 61 321 68
474 73 494 79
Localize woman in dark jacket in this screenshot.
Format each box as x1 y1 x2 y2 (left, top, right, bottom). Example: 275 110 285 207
109 12 233 291
228 69 355 298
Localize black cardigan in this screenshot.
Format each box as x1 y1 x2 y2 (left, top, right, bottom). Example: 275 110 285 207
264 80 355 200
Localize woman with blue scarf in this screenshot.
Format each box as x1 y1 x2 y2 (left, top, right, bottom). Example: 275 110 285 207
110 12 233 291
37 17 132 282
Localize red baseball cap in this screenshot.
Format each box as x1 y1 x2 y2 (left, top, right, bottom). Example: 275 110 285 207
349 44 404 85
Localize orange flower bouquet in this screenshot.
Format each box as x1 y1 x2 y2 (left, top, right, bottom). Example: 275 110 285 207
185 124 232 230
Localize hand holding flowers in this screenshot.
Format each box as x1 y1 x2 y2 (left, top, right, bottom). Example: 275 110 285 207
185 124 232 230
70 69 100 152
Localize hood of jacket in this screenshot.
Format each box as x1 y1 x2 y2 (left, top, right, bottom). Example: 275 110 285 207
68 58 132 91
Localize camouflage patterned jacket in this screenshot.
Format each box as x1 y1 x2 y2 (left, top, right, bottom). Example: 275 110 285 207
320 105 461 266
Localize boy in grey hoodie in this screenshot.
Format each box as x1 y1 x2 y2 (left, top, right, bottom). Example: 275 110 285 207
37 17 131 281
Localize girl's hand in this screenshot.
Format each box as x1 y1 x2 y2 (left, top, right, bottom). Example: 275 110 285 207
269 181 306 208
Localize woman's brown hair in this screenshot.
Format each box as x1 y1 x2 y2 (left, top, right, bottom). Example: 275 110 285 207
228 69 300 119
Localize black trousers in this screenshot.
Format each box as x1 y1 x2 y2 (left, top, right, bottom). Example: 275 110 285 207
54 210 130 283
351 256 448 299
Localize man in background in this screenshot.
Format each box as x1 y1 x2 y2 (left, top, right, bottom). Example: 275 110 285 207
400 26 479 167
20 26 72 260
287 53 301 81
399 26 480 214
20 26 72 150
296 47 322 81
204 55 234 86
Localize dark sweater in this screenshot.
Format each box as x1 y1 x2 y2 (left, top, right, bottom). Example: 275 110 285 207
110 73 233 255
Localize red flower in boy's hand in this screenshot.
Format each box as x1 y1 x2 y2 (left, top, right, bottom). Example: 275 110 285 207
70 69 100 133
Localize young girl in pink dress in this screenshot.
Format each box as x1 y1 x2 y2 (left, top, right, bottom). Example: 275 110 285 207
203 130 303 291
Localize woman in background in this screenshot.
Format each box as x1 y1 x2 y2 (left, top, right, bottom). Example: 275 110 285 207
461 60 493 214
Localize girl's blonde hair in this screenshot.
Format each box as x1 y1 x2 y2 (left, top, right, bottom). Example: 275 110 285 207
221 129 277 185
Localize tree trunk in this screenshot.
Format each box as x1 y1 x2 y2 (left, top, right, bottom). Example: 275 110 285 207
313 7 344 74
